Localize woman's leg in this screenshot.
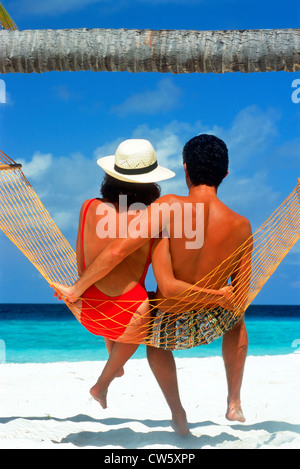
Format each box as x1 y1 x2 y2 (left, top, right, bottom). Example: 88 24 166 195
104 338 124 377
104 338 114 354
90 342 139 408
90 301 149 408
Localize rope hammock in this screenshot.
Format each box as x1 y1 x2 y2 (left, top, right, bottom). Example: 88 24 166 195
1 149 299 350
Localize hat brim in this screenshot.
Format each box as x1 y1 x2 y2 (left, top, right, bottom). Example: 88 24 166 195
97 155 175 183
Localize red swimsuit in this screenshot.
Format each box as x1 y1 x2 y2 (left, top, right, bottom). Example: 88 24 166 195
79 199 152 340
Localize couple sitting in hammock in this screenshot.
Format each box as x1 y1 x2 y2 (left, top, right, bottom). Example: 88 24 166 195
53 135 252 436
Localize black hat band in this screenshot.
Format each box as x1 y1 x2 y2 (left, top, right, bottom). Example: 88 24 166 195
114 160 158 175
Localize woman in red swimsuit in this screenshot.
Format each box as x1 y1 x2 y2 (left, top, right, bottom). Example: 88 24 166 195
72 139 175 408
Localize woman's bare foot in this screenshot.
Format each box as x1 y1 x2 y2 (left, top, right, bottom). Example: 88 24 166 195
226 399 246 422
171 409 190 436
115 368 125 378
90 383 108 409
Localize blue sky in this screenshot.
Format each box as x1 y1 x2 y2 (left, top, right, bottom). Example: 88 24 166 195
0 0 299 304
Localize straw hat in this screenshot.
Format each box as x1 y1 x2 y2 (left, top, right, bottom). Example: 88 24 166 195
97 139 175 183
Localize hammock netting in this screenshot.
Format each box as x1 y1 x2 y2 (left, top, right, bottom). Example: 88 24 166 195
1 149 299 350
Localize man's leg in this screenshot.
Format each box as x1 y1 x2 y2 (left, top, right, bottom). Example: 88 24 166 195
146 345 189 436
222 318 248 422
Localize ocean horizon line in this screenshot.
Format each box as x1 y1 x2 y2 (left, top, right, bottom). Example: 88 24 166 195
1 303 299 363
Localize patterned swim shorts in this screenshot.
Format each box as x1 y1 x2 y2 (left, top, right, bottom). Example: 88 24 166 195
149 306 240 350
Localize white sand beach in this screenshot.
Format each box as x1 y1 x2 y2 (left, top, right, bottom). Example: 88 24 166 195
0 354 299 450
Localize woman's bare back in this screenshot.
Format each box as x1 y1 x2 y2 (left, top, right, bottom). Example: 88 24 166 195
79 199 151 297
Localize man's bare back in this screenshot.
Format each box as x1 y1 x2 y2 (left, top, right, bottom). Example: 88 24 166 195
153 185 252 312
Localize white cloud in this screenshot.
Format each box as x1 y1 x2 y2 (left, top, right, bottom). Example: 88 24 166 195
52 85 79 103
219 170 281 229
93 137 125 164
19 152 52 180
273 138 300 168
133 124 184 170
111 79 182 117
215 105 280 170
0 79 6 104
53 211 75 231
20 151 101 234
0 79 14 107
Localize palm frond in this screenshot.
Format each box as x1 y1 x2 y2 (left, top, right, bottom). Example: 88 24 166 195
0 2 17 30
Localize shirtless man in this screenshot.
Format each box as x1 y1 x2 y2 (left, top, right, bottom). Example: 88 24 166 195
148 135 252 429
52 134 252 434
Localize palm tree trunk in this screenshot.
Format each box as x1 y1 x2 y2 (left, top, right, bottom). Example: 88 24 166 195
0 28 299 74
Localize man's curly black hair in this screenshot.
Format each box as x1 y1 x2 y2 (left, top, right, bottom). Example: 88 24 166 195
182 134 229 188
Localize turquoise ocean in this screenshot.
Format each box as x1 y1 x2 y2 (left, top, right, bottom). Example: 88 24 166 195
0 304 299 363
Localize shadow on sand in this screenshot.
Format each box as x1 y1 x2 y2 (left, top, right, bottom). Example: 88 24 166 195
2 415 299 449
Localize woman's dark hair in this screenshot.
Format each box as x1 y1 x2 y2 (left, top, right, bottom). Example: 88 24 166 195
182 134 229 188
100 174 161 206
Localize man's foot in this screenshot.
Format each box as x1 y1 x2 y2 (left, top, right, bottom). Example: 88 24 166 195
171 410 190 436
226 399 246 422
90 383 108 409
